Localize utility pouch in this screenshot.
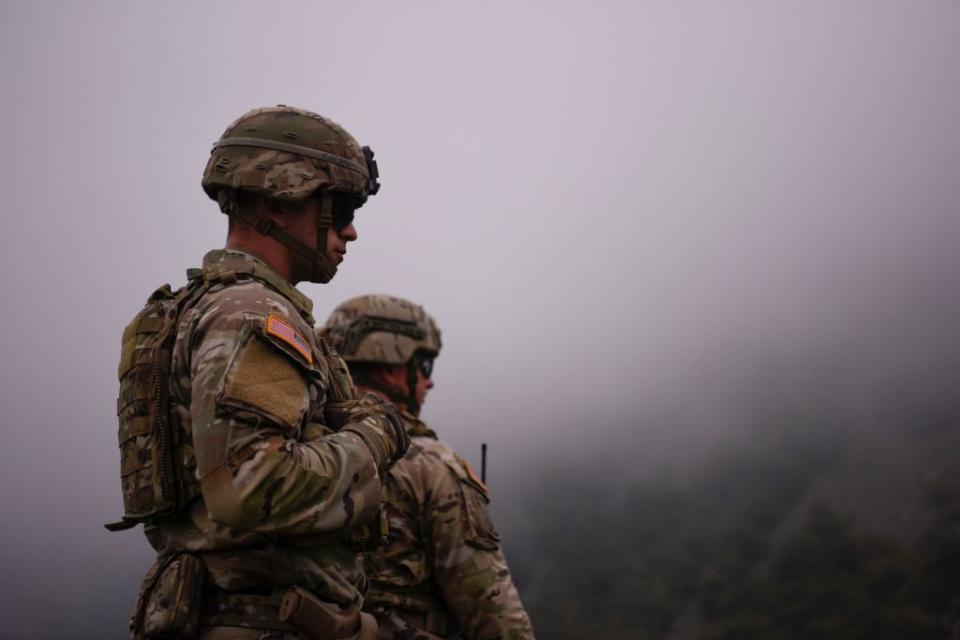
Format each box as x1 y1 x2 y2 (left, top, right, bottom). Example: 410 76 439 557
141 553 207 639
279 586 377 640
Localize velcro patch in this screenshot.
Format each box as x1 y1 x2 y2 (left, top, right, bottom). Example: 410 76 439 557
220 335 308 431
265 313 313 364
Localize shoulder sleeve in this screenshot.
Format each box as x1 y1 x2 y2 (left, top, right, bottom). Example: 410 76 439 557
187 288 317 476
444 453 501 550
423 443 535 640
182 283 383 534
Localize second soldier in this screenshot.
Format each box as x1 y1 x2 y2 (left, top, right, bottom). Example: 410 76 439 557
321 295 535 640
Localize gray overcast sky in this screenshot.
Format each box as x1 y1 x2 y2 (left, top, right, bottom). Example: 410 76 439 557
1 1 958 636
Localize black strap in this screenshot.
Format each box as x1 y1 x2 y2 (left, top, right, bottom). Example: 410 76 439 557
216 188 337 284
228 201 324 267
404 359 421 415
104 518 138 532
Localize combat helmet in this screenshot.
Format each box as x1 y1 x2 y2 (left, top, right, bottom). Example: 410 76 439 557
321 295 441 413
201 105 380 283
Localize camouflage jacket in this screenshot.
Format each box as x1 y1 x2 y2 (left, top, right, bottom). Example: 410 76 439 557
364 410 535 640
142 249 395 607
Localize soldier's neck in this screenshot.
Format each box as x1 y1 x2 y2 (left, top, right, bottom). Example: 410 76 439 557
225 236 298 285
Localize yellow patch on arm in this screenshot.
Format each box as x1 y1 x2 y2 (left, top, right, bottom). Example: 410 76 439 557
462 458 488 495
220 335 309 428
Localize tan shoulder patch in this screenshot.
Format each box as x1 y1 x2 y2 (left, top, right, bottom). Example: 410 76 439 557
220 334 309 429
460 457 488 496
453 454 500 550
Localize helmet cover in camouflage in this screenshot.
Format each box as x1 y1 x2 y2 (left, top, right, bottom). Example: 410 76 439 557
201 105 379 204
321 295 442 365
201 105 380 284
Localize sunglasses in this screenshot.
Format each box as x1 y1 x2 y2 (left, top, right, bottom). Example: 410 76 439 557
414 355 435 379
331 195 362 231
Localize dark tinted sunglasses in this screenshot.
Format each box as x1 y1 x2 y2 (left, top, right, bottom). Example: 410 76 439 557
331 196 361 231
414 355 435 379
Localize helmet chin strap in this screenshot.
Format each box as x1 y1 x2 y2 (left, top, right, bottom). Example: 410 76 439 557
404 359 421 415
218 190 337 284
310 193 337 284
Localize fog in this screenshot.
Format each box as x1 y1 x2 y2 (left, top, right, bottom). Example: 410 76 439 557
0 1 958 637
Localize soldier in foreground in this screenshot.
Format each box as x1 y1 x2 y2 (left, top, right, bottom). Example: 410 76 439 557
321 295 535 640
109 106 409 639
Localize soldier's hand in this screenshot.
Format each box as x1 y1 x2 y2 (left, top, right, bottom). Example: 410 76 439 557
323 400 356 430
339 393 410 470
300 423 330 441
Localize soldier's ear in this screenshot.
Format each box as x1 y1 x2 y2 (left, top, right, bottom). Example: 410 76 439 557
371 364 406 388
255 194 306 229
257 196 290 228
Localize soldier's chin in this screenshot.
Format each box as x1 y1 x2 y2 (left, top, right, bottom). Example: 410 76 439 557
309 260 338 284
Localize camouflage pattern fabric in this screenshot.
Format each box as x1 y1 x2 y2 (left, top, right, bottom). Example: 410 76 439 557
363 410 535 640
197 629 306 640
135 249 404 633
202 105 373 204
321 294 442 365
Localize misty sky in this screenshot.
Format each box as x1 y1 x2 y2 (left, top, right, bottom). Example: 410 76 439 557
1 2 958 637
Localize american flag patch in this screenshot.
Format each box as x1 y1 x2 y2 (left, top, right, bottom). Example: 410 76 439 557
265 313 313 364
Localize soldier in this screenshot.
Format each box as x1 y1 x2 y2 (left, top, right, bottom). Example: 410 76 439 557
109 106 409 639
320 295 535 640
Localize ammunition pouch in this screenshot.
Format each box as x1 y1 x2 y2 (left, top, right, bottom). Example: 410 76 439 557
132 553 207 640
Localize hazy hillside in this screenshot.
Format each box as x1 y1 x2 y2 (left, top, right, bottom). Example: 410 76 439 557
504 337 960 639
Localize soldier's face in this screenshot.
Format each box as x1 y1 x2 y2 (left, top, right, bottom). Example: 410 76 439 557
325 222 358 267
372 361 434 408
299 197 358 267
413 363 433 407
327 196 359 267
285 198 357 271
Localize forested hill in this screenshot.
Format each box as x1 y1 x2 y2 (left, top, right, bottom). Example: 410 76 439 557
502 341 960 639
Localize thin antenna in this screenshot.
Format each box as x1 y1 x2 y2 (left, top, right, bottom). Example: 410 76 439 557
481 443 487 484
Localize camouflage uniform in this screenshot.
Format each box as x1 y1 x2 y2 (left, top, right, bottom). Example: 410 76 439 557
147 249 393 594
113 107 401 639
321 296 535 640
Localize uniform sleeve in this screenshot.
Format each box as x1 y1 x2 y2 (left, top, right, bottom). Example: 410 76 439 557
426 461 535 640
186 301 383 535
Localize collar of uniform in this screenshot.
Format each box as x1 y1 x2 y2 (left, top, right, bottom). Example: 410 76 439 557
400 410 437 439
201 249 315 323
